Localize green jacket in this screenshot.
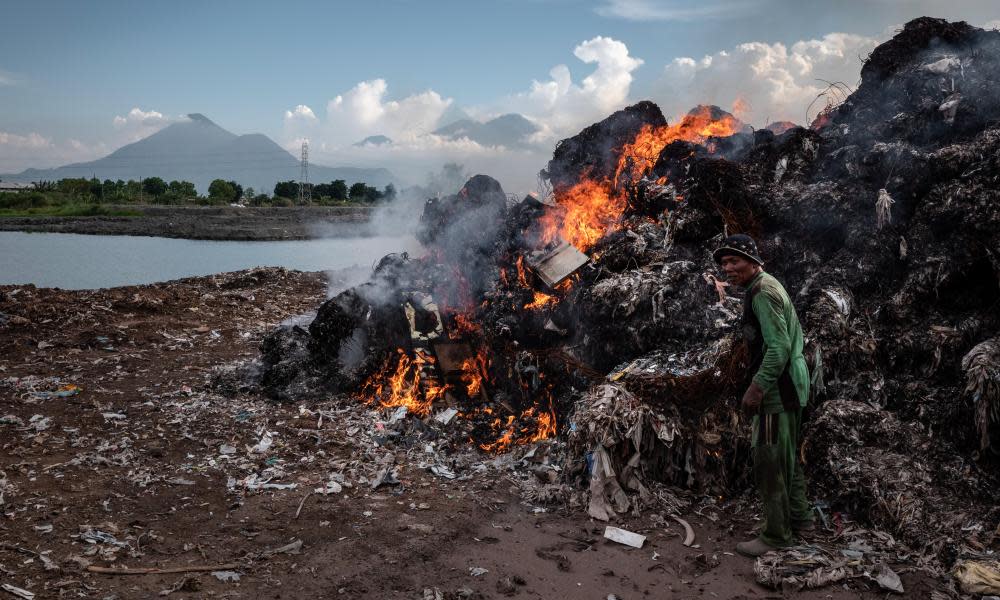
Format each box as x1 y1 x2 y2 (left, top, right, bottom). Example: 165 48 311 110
743 271 809 414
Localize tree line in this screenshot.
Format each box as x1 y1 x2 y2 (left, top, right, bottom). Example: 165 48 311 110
0 177 395 210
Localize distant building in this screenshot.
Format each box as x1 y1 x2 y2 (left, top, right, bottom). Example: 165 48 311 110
0 181 36 192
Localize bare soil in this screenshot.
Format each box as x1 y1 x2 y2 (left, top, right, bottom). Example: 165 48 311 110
0 205 375 240
0 269 937 598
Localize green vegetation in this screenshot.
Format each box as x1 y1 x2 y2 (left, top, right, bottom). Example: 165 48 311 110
0 175 395 216
0 203 142 218
268 179 395 206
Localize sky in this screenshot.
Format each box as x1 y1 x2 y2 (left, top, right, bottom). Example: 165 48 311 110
1 0 998 191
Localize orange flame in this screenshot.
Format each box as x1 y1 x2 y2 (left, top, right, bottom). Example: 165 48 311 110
541 106 740 252
363 349 435 416
458 355 484 398
540 178 623 251
515 255 531 288
479 403 558 453
449 312 480 339
524 291 557 310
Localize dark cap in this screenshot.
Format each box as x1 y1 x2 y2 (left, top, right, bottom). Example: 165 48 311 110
713 233 764 266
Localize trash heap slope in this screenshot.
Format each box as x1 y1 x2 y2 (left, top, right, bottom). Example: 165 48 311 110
238 17 1000 555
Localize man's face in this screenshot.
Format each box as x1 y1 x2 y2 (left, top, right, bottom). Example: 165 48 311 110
720 254 759 287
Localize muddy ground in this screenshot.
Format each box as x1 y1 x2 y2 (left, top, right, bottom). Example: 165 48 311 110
0 268 936 599
0 205 375 241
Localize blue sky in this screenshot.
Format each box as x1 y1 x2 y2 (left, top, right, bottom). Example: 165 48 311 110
1 0 998 183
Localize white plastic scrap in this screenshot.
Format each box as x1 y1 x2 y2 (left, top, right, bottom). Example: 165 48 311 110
922 56 961 74
939 92 962 125
314 480 343 495
388 406 408 424
822 288 852 317
604 526 646 548
28 415 51 431
872 563 904 594
469 567 489 577
773 156 789 184
875 189 895 230
1 584 35 600
211 571 241 583
434 407 459 425
430 465 457 479
250 431 274 454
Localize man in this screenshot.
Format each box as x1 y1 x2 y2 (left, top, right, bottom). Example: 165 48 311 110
713 234 813 557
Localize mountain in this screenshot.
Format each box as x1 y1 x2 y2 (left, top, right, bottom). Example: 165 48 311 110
2 114 393 193
354 135 392 147
433 113 539 148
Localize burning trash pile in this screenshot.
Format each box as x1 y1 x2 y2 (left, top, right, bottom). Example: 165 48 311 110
231 17 1000 564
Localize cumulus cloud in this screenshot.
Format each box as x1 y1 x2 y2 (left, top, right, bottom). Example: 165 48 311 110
595 0 757 21
653 32 882 126
501 36 643 139
284 104 317 121
0 131 107 173
279 36 645 193
113 107 165 128
112 107 171 142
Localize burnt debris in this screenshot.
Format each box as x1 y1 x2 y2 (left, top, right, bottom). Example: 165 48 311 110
237 17 1000 562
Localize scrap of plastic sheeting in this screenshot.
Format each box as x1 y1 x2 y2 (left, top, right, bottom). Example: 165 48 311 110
262 539 303 557
954 560 1000 595
250 431 274 454
587 445 630 521
315 481 343 495
211 571 241 583
872 563 904 594
603 526 646 548
434 408 458 425
430 465 457 479
1 584 35 600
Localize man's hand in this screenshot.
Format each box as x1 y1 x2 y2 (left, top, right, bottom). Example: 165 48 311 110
742 381 764 414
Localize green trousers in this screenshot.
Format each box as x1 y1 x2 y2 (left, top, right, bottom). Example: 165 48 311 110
751 407 812 547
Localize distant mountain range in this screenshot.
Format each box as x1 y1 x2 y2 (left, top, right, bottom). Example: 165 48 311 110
1 114 393 193
352 113 540 150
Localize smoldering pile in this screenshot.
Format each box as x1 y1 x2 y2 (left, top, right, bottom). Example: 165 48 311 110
224 17 1000 562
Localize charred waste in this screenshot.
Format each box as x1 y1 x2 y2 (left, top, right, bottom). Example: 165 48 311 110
224 17 1000 566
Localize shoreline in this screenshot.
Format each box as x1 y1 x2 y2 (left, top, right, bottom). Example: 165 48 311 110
0 204 377 240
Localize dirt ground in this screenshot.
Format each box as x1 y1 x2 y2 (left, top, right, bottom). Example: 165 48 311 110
0 268 938 599
0 205 375 241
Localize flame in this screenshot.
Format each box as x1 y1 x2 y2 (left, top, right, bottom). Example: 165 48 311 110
515 255 531 288
542 106 741 252
527 407 557 443
479 402 558 453
614 107 742 185
458 355 484 398
540 178 623 251
362 349 438 416
449 312 480 339
480 415 517 453
524 291 557 310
